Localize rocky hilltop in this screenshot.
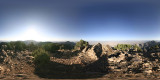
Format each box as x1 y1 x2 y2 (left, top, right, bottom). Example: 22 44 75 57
1 42 160 79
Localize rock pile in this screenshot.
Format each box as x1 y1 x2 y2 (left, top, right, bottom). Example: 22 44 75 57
107 51 160 76
108 52 127 72
79 43 160 76
0 49 34 79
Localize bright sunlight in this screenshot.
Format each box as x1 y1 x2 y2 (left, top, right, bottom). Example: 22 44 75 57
21 28 44 41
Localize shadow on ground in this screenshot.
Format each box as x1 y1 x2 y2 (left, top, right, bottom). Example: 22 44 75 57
52 50 81 59
34 55 109 79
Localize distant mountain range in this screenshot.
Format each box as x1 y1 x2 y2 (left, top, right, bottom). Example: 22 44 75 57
0 40 160 47
88 40 160 47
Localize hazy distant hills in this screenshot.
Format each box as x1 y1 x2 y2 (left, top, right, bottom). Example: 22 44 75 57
0 40 160 47
88 40 159 47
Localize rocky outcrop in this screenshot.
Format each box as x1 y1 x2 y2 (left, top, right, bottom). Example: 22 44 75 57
80 43 110 63
102 45 113 55
0 50 34 79
80 43 113 62
108 52 125 63
80 43 110 72
93 43 102 58
80 45 99 63
106 50 160 75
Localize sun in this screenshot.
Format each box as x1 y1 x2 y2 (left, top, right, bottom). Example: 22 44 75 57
22 28 42 41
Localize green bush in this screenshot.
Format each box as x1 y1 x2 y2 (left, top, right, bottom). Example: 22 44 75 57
38 42 60 53
28 42 38 51
32 48 50 67
14 41 27 51
114 44 132 51
74 39 89 50
3 41 27 51
114 44 142 52
134 44 143 52
50 43 60 52
59 41 75 50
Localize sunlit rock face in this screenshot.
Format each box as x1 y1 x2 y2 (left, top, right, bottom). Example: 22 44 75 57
102 45 113 56
108 52 125 63
80 43 110 72
80 43 113 63
80 44 99 63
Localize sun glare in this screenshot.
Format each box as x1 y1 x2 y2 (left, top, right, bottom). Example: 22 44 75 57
22 28 43 41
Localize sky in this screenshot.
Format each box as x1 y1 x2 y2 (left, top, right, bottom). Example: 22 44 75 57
0 0 160 41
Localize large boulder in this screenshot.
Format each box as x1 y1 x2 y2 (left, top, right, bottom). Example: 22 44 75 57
80 43 105 63
80 47 98 63
93 43 102 58
80 43 111 72
102 45 113 55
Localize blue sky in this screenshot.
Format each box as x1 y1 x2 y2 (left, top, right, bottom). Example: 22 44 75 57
0 0 160 41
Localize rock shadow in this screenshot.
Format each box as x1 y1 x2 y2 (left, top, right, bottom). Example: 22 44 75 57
51 50 81 59
34 56 108 79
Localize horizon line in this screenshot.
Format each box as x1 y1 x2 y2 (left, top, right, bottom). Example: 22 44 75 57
0 39 159 42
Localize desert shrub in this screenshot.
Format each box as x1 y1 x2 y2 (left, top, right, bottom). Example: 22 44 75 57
3 41 27 51
114 44 132 51
50 43 60 52
38 42 52 51
148 44 160 52
134 44 143 52
28 42 38 51
14 41 27 51
32 48 50 67
74 39 89 50
59 41 75 50
114 44 142 52
6 42 14 50
0 42 8 50
38 42 60 53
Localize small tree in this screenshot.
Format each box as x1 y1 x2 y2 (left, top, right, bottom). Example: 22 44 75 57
6 43 14 50
32 48 50 67
28 42 38 51
134 44 142 52
51 43 60 52
74 39 89 50
14 41 27 51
